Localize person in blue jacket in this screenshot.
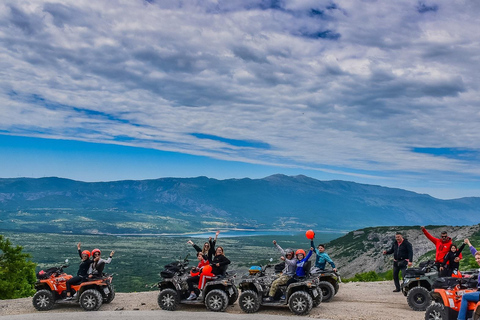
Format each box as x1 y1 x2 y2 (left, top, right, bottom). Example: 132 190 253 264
310 240 337 272
285 247 314 287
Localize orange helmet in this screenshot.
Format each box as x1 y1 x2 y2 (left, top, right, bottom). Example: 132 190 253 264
295 249 306 256
91 248 101 256
81 250 91 258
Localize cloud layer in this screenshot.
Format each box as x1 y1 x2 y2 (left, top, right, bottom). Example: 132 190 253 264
1 0 480 187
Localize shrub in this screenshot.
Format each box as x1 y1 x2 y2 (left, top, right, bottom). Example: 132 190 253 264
0 235 37 299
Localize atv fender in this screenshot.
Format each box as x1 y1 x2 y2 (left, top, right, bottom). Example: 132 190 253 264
239 279 263 294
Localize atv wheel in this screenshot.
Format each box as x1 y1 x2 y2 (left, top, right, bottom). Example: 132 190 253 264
312 288 323 307
32 290 55 311
407 286 431 311
239 290 260 313
104 284 115 304
288 291 313 315
228 285 239 305
205 289 229 312
425 302 447 320
157 288 178 311
80 289 103 311
318 281 335 302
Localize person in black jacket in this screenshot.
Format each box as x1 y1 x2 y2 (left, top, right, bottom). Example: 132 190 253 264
65 242 93 300
383 232 413 292
440 243 465 277
211 246 230 276
187 230 219 262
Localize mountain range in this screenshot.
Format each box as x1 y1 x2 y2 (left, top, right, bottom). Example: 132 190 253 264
0 174 479 234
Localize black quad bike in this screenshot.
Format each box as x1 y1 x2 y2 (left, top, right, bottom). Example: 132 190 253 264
401 260 439 311
309 268 341 302
238 264 322 316
157 255 238 312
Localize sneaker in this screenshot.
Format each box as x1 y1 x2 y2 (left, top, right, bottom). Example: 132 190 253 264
264 296 274 302
197 293 202 300
393 289 400 292
65 296 73 301
186 293 197 300
280 295 286 300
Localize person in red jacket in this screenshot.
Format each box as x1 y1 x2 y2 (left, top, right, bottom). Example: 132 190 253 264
420 226 452 272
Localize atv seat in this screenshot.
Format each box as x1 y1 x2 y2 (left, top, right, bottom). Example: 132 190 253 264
404 268 425 277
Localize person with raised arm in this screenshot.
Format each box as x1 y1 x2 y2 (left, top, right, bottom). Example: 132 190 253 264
186 230 219 262
456 238 480 320
420 226 452 272
264 240 297 302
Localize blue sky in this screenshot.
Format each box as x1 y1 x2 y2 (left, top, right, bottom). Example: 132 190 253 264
1 0 480 199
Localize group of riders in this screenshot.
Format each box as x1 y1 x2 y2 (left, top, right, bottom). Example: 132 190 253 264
183 230 337 301
65 242 115 300
384 226 480 320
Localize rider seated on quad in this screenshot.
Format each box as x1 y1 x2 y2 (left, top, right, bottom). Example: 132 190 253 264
88 248 115 279
264 240 297 302
439 243 465 277
186 251 210 300
210 246 230 277
457 239 480 320
65 242 93 300
187 230 219 262
285 247 314 295
310 240 337 273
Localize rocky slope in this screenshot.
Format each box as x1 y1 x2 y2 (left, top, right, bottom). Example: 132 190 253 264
329 224 480 278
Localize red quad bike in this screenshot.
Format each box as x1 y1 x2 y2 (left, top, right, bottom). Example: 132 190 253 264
32 260 115 311
425 277 480 320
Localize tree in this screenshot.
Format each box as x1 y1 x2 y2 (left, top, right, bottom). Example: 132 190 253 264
0 235 37 299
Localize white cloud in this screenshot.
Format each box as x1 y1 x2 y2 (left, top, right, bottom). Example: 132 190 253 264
1 0 480 187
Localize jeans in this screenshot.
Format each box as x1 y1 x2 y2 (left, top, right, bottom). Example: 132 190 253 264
393 260 407 290
457 291 480 320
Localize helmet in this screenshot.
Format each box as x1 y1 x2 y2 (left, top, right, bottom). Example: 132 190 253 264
202 265 213 274
81 250 91 258
91 248 101 256
285 249 294 256
295 249 306 256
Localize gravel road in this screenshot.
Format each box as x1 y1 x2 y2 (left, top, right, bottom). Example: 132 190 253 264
0 281 425 320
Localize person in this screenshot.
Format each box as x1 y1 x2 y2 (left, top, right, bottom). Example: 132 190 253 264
286 247 314 290
440 243 465 277
310 240 337 273
457 239 480 320
88 248 115 278
186 251 210 300
210 246 230 277
65 242 93 299
264 240 297 302
420 226 452 271
187 230 219 262
383 232 413 292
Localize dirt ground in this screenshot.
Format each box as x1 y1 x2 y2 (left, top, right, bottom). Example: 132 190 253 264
0 281 425 320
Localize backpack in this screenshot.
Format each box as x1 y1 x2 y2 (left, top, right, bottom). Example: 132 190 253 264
160 261 181 278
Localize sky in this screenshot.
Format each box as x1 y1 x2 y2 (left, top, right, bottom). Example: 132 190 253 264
1 0 480 200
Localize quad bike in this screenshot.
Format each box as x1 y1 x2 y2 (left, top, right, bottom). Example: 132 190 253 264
157 255 238 312
425 276 480 320
237 264 322 315
402 260 439 311
309 268 341 302
32 260 115 311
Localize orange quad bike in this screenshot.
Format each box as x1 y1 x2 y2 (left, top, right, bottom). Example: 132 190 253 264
425 277 480 320
32 260 115 311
